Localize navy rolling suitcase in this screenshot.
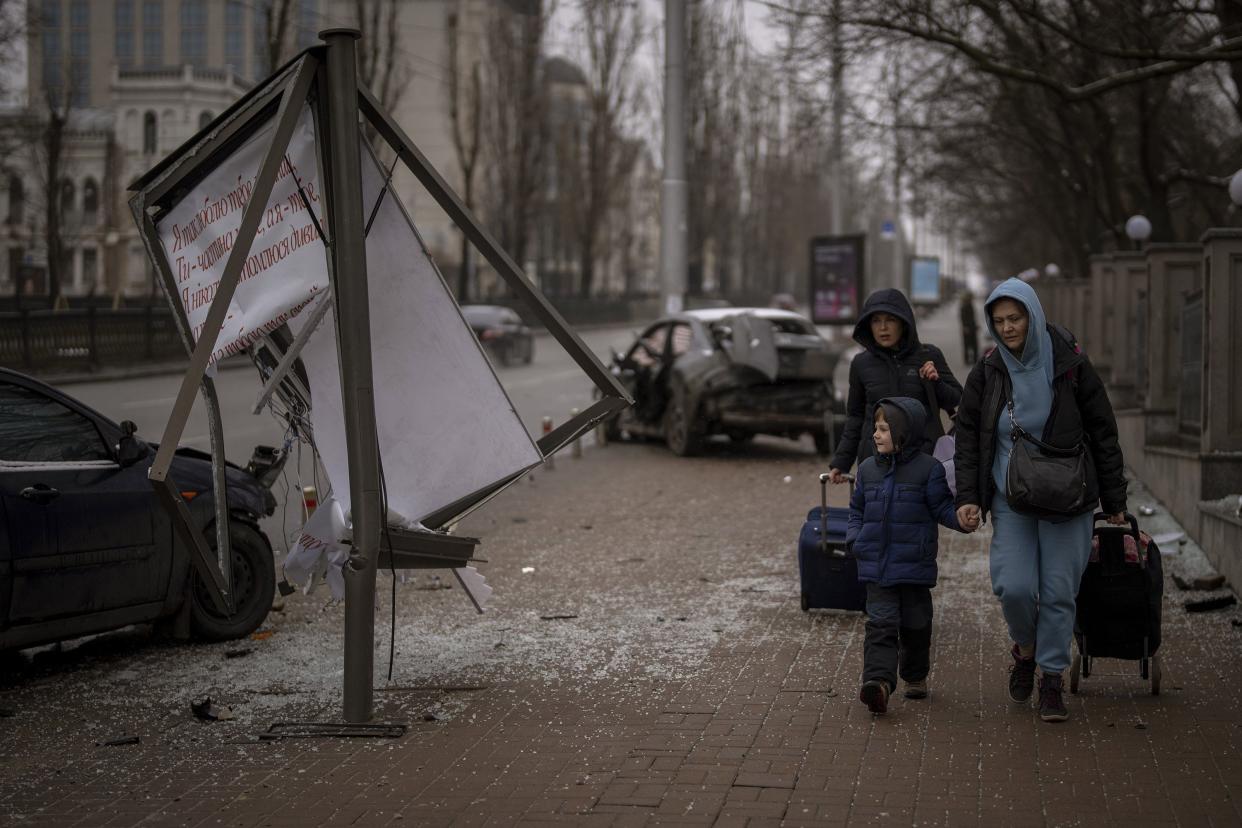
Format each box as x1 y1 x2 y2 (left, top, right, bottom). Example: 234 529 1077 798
1070 512 1164 695
797 473 867 612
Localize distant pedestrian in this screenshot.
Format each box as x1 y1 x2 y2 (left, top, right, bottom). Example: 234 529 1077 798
959 291 979 365
953 278 1127 724
827 289 962 484
846 397 968 713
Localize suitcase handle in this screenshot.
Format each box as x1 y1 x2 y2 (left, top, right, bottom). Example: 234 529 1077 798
1093 511 1139 537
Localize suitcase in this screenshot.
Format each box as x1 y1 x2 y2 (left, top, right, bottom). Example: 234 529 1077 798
797 473 867 612
1070 512 1164 695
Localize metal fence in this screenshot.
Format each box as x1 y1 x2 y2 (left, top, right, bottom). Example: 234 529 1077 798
0 306 187 372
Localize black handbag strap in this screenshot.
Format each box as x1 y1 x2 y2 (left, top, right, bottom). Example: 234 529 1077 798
1006 399 1083 458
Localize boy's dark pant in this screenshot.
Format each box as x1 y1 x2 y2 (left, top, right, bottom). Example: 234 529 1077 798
863 583 934 691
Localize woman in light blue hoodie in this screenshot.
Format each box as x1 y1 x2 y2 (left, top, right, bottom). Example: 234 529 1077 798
953 279 1127 723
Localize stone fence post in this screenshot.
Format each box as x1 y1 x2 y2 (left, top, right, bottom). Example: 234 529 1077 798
1143 243 1201 418
1199 229 1242 454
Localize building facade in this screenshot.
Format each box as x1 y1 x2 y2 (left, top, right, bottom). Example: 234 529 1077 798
0 0 493 301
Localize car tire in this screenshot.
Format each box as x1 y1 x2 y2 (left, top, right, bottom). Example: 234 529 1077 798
190 521 275 642
664 397 703 456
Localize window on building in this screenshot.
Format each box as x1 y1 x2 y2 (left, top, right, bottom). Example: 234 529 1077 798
225 1 245 72
142 1 163 67
180 0 206 67
199 110 213 130
69 0 89 27
42 16 62 105
7 247 24 287
82 247 98 291
143 28 162 66
143 111 157 154
60 179 75 220
116 29 134 67
82 179 99 225
142 0 161 28
6 173 23 225
253 3 270 77
115 0 134 68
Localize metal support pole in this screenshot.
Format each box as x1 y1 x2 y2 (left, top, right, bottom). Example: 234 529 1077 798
829 0 845 236
321 28 381 724
660 0 687 317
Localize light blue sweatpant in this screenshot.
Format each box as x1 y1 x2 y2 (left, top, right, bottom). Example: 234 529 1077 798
988 496 1094 673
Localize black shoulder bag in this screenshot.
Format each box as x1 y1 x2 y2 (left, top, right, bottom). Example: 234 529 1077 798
1004 399 1096 522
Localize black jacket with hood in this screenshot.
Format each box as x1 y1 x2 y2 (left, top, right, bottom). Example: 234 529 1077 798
953 324 1128 519
828 289 963 472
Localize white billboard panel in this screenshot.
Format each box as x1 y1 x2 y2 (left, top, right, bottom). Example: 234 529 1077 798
156 105 329 364
295 143 542 524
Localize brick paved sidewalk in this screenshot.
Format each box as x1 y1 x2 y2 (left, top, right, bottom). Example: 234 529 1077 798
2 440 1241 827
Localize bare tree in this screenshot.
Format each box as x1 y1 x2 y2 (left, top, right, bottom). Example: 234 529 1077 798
356 0 406 123
482 0 554 277
562 0 645 299
259 0 297 74
447 8 484 301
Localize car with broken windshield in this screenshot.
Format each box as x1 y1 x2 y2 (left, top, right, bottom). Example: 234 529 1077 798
597 308 839 455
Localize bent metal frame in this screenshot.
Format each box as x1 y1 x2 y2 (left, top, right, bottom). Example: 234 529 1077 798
127 31 631 723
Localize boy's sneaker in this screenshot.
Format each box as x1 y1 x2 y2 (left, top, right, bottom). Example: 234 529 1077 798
1038 673 1069 722
903 679 929 699
859 680 890 714
1008 644 1037 703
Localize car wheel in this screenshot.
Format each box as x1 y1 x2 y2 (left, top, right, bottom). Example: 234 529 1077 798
190 521 275 642
664 397 703 456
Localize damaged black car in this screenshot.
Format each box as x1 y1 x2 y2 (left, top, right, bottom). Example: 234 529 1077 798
597 308 839 456
0 368 283 652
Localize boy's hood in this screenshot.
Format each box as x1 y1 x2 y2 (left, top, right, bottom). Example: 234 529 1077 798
875 396 927 462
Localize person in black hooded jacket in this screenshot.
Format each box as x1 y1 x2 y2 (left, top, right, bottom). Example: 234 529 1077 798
827 289 963 483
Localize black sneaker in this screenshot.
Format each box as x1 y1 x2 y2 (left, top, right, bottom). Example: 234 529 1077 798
859 680 890 714
1008 644 1036 703
1038 673 1069 723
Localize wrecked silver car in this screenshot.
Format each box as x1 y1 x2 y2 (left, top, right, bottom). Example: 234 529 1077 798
597 308 837 456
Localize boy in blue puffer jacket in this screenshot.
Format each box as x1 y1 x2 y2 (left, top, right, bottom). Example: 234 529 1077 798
846 396 967 713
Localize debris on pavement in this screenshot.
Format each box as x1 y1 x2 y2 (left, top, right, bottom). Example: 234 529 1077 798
423 705 451 722
1172 573 1226 591
539 613 578 620
521 566 535 574
1138 505 1157 516
224 648 254 659
96 735 140 747
1184 595 1238 613
190 696 235 722
1135 720 1148 730
250 630 274 641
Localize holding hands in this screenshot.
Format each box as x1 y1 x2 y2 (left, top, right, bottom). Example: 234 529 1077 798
957 504 982 533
